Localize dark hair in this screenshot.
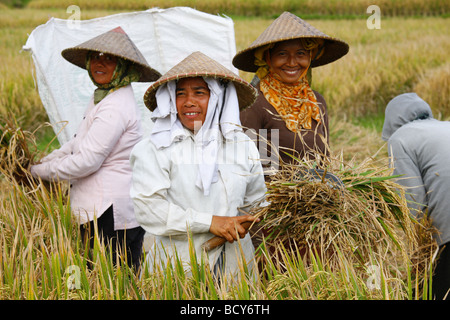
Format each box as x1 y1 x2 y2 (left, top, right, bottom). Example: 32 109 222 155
414 112 431 121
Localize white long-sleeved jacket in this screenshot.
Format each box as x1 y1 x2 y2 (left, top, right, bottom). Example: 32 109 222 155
130 129 267 275
31 85 142 230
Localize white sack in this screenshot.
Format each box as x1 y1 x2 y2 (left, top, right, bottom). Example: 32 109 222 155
23 7 238 144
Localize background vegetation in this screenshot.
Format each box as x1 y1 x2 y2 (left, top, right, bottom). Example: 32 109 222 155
0 0 448 301
14 0 450 18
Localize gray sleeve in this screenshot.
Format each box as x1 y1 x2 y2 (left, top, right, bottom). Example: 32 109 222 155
388 138 427 217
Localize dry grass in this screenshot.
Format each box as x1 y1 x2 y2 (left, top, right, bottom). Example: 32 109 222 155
24 0 449 17
328 118 385 162
0 113 39 187
413 63 450 120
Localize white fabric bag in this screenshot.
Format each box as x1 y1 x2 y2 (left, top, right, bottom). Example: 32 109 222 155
23 7 238 144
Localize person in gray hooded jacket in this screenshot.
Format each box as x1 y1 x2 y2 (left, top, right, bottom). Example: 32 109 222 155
382 92 450 300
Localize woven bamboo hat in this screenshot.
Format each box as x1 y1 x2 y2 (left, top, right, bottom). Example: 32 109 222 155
143 51 258 111
61 26 161 82
232 12 349 72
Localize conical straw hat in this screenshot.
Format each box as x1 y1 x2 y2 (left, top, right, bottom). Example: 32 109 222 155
232 12 349 72
61 26 161 82
143 51 258 111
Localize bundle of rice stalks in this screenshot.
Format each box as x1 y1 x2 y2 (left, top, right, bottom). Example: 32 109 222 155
0 113 38 188
251 154 436 283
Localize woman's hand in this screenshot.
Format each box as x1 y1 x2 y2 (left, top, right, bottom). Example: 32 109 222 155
209 215 260 243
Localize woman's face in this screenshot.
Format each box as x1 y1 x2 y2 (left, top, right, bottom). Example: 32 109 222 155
268 39 310 85
175 77 211 131
89 52 118 85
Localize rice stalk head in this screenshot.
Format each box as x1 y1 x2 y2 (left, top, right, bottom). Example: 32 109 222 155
0 113 39 188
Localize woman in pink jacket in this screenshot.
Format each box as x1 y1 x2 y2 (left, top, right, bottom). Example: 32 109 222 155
30 27 161 271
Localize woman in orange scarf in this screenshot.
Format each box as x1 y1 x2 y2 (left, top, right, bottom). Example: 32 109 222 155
233 12 349 258
233 12 349 168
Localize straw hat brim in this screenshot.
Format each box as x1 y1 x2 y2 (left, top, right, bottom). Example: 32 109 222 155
61 27 161 82
143 52 257 112
232 12 349 72
233 36 349 72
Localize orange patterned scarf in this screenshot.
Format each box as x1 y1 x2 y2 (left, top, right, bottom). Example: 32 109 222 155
260 71 321 132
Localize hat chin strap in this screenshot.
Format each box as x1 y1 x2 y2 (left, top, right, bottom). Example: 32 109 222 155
310 43 325 66
218 80 228 123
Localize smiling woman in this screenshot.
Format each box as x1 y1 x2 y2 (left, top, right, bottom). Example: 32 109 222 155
175 77 211 131
29 26 161 272
89 52 118 84
234 12 349 166
233 11 349 252
267 39 311 85
130 51 266 279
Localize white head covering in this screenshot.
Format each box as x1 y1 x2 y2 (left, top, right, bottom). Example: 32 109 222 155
150 77 241 195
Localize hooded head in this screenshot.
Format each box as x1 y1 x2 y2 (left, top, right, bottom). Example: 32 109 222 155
381 93 433 141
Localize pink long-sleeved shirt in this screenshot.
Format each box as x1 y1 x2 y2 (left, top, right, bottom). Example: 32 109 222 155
31 85 142 230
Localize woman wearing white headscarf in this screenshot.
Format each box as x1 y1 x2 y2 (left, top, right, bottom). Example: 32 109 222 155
130 52 266 277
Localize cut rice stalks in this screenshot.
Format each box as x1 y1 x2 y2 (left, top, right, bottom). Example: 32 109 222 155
0 113 39 188
251 153 437 293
